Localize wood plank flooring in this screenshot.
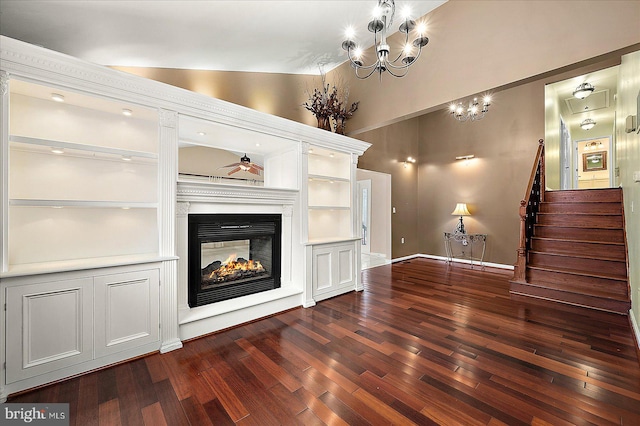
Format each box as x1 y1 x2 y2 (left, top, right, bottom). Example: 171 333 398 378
9 258 640 425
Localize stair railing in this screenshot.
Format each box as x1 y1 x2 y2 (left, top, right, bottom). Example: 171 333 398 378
513 139 545 283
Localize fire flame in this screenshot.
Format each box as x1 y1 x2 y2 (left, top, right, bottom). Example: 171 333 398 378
208 253 265 280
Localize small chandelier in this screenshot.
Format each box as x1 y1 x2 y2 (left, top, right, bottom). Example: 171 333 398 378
449 96 491 122
341 0 429 79
580 118 596 130
573 82 595 99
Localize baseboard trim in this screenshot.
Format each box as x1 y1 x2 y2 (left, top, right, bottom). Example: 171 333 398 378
630 309 640 350
392 253 514 270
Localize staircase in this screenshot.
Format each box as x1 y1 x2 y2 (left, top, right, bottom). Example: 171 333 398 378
511 187 631 314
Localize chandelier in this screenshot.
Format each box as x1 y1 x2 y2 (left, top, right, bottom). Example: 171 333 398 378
573 82 595 99
449 96 492 122
341 0 429 79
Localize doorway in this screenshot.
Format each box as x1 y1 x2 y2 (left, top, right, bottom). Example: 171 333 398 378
544 65 619 190
356 169 392 269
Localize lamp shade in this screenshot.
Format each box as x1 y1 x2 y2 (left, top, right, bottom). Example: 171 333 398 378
451 203 471 216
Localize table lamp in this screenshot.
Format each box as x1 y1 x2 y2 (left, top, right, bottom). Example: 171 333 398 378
451 203 471 234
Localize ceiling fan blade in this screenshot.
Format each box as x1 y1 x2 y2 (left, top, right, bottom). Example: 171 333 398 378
252 163 264 170
220 162 241 168
227 166 242 175
248 166 262 175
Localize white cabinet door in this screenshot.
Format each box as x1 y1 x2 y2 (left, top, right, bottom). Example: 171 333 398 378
312 241 356 301
5 278 93 383
94 269 159 358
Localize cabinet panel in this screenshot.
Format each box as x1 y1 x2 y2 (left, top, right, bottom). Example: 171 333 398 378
338 247 354 285
94 269 159 358
313 249 333 292
6 278 93 383
311 241 357 301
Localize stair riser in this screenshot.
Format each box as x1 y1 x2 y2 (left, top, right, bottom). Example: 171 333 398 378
530 239 626 260
534 226 624 242
537 214 622 228
528 252 627 277
545 189 622 203
526 268 629 298
539 202 622 214
510 282 630 314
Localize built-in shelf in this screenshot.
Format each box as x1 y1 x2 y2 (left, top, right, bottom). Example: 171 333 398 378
9 199 158 208
10 135 159 159
0 255 177 278
308 206 350 210
308 175 350 183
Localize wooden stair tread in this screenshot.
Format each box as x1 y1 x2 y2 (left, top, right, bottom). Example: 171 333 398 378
537 212 621 216
534 224 624 230
530 236 625 246
526 264 627 281
514 279 629 301
528 249 626 263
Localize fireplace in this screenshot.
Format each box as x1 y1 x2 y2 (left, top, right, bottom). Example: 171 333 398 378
188 214 281 307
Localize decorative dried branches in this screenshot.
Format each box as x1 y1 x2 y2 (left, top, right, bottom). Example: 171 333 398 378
304 70 358 135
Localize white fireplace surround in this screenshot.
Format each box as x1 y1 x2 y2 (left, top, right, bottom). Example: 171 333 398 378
176 181 301 340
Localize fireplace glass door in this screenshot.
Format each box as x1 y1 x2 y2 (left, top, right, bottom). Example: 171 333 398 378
189 214 281 307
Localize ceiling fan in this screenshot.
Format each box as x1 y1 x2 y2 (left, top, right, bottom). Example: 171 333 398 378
220 154 264 176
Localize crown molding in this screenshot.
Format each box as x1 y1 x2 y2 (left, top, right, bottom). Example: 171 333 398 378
0 36 370 156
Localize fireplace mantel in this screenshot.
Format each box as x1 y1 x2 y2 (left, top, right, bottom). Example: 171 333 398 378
177 181 298 206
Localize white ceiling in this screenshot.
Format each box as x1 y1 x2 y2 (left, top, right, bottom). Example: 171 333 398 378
0 0 447 75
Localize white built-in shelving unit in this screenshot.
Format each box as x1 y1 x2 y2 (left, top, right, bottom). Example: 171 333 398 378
0 35 370 400
7 80 160 271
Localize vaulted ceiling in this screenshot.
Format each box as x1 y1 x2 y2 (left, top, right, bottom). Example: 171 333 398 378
0 0 446 75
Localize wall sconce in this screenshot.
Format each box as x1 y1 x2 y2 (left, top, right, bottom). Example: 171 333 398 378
455 155 474 161
403 156 416 168
451 203 471 234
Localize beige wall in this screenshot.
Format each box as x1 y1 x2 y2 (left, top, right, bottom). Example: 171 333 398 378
112 66 318 127
616 50 640 329
416 80 544 265
355 120 420 258
332 0 640 135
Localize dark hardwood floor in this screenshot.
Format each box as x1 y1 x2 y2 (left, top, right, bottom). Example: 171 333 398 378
9 258 640 425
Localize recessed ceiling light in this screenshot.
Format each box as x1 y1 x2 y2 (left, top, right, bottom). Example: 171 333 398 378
121 155 132 161
197 131 206 136
255 143 261 147
50 147 64 154
122 108 133 116
51 93 65 102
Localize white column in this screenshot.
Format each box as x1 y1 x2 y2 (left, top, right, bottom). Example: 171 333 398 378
351 152 363 292
176 202 190 316
0 70 9 402
1 71 9 273
158 109 182 353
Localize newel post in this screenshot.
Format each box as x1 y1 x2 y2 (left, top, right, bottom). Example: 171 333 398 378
513 199 528 282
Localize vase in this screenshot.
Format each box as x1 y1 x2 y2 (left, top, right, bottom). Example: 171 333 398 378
334 117 346 135
316 115 331 131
